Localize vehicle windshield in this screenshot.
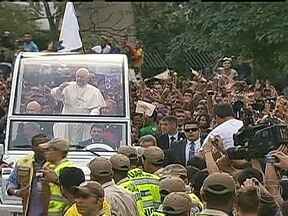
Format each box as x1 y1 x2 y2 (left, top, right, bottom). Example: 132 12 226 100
13 55 126 117
8 120 127 151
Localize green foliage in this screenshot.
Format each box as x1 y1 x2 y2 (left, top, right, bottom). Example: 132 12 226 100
133 1 288 83
0 3 39 38
0 2 66 51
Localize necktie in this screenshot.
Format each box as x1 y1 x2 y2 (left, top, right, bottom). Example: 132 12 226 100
188 142 195 162
170 136 176 144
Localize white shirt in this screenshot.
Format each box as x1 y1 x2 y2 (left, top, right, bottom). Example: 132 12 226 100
203 118 243 150
185 138 201 164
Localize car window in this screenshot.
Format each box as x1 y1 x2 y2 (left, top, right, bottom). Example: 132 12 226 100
13 55 126 117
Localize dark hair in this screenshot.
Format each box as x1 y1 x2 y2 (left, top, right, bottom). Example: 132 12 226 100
191 169 209 198
237 168 263 185
213 103 234 118
197 114 211 124
31 133 49 146
281 179 288 201
90 124 104 131
235 187 259 214
187 156 206 170
59 167 85 193
187 166 200 184
161 116 178 124
204 190 234 207
184 89 194 95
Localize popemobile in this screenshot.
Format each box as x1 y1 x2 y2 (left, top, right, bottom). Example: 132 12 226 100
0 52 131 215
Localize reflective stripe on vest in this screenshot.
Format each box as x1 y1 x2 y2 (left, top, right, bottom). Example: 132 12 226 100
127 169 161 216
118 179 145 216
46 159 75 215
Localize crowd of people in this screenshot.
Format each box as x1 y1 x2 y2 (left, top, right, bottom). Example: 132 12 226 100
1 33 288 216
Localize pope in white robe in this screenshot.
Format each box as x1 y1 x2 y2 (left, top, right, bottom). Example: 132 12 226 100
51 68 106 145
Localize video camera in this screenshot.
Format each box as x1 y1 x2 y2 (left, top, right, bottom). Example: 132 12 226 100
229 118 288 160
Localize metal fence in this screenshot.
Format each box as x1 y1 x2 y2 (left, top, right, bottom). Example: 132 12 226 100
142 48 219 74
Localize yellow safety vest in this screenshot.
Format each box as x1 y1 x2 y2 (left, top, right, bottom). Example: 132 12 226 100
45 159 75 216
118 177 145 216
64 200 111 216
128 168 161 216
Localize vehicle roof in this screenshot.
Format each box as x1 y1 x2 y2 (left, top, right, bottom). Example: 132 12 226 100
20 52 127 64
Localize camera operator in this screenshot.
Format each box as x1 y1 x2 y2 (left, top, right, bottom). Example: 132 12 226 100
202 103 243 151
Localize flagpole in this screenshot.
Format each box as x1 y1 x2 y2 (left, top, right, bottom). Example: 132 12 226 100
73 3 86 54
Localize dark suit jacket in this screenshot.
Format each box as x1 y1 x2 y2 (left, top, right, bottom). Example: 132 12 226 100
167 138 201 166
167 139 188 166
158 132 186 150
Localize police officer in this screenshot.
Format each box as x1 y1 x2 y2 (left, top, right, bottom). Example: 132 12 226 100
119 146 163 216
151 176 203 216
88 157 138 216
197 172 235 216
156 164 204 212
39 138 76 216
118 146 140 169
155 164 188 183
161 192 193 216
67 181 109 216
110 153 145 216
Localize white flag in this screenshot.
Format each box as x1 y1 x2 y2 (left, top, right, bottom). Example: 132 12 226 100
58 2 82 52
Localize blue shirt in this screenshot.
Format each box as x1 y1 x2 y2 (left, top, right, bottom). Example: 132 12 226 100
23 41 39 52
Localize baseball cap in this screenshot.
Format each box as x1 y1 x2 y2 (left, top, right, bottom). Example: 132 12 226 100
118 146 138 160
74 181 104 198
159 164 187 179
143 146 164 165
160 176 186 193
110 154 130 171
39 138 69 152
88 157 113 177
202 172 236 195
162 192 192 215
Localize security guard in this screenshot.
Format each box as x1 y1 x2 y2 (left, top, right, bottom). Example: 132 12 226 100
65 181 110 216
151 176 203 215
119 146 163 216
6 134 50 216
118 146 140 169
40 138 76 216
110 153 145 216
160 192 192 216
150 176 186 216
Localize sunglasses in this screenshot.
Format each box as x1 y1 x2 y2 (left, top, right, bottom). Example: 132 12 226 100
184 128 198 132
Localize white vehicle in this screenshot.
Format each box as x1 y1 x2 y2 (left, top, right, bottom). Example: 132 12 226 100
0 52 131 215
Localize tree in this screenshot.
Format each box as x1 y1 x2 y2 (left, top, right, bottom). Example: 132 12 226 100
28 1 65 49
0 3 39 39
133 1 288 84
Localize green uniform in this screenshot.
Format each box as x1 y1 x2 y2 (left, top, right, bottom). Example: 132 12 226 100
127 168 161 216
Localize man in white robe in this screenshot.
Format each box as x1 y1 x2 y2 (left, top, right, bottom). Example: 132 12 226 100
51 68 106 145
